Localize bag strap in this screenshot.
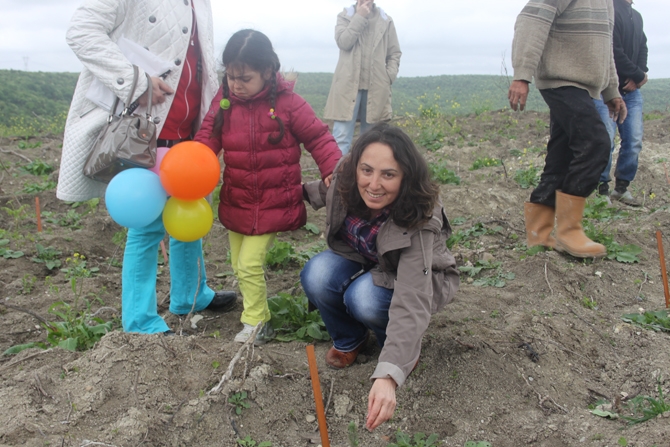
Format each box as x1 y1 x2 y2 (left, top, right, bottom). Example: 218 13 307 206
107 65 154 121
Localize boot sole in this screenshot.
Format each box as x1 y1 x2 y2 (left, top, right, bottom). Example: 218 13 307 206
556 242 606 259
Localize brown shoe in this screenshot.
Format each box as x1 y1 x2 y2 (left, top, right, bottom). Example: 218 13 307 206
325 335 369 369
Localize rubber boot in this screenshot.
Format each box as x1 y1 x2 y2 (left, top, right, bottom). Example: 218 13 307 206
555 191 607 258
524 202 557 249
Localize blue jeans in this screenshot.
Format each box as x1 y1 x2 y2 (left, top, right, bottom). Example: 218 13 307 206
121 214 215 333
594 89 644 185
300 250 393 351
332 90 372 155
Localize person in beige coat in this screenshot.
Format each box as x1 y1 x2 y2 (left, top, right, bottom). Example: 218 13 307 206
324 0 402 155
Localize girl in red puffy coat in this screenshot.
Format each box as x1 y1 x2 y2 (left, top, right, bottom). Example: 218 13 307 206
195 29 341 344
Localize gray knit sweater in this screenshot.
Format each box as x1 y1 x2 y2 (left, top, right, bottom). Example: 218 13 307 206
512 0 621 102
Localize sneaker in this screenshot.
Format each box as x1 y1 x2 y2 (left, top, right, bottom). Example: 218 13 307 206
234 322 275 345
610 190 641 207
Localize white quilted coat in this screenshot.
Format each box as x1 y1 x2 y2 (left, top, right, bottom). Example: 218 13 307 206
57 0 219 202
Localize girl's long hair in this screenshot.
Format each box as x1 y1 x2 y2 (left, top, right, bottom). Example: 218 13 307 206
337 123 440 229
210 29 285 144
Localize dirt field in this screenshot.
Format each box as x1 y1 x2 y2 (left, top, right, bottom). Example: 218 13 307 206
1 110 670 447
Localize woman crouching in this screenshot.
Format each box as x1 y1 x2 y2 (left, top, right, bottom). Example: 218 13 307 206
301 123 459 430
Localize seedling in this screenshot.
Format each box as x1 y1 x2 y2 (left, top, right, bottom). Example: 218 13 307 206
469 157 501 171
348 421 360 447
228 391 251 415
513 166 541 189
22 180 57 194
268 292 329 342
20 159 53 176
622 380 670 425
387 430 441 447
622 310 670 332
31 244 62 270
428 161 460 185
2 203 30 229
0 239 24 259
236 436 271 447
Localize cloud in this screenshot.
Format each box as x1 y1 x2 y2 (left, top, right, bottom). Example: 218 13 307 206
1 0 668 78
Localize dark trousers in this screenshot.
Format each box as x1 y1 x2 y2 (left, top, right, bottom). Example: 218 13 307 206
530 87 611 208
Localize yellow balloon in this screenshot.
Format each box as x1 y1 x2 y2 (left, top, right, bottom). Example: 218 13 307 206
162 197 213 242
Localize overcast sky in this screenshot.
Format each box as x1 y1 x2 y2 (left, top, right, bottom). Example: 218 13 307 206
2 0 668 78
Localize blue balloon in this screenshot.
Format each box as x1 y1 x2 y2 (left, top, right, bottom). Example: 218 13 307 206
105 169 167 228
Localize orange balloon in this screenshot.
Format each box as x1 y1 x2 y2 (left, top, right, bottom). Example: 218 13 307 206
159 141 220 200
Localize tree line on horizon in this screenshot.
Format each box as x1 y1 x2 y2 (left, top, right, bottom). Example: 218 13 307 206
0 69 668 129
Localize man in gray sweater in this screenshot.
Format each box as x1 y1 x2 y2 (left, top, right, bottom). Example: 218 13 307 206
508 0 627 259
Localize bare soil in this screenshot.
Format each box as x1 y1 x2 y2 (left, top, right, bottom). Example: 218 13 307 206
1 110 670 447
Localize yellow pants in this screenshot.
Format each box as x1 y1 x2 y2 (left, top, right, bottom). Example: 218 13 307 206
228 231 277 326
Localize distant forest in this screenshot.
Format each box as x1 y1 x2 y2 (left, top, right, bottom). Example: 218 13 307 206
1 69 668 128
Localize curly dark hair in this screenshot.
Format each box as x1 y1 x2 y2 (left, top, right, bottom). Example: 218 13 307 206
210 29 284 144
337 123 440 229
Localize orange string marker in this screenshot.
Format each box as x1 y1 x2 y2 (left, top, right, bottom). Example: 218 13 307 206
656 231 670 309
35 197 42 232
306 344 331 447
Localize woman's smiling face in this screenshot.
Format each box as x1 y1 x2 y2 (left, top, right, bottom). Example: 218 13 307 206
356 142 404 216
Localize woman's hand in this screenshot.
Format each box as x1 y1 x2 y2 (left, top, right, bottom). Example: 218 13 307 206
324 174 333 188
138 76 174 106
366 377 397 431
356 0 373 17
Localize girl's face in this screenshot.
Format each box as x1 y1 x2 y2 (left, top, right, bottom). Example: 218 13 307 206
356 142 404 216
226 65 271 99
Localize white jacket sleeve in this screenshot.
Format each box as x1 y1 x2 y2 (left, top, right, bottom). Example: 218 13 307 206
66 0 149 103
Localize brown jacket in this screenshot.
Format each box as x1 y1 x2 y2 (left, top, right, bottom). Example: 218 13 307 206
324 5 402 123
304 177 459 387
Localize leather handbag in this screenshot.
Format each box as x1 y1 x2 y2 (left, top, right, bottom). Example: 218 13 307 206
83 65 157 183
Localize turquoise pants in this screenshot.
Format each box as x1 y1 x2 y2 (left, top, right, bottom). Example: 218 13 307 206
121 214 215 333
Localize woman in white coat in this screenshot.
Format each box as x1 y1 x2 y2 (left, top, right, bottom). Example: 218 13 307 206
59 0 236 334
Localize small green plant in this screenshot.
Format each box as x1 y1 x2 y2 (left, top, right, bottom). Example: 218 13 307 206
428 161 461 185
622 380 670 425
17 140 42 149
464 443 492 447
618 437 628 446
42 301 114 352
2 203 30 229
268 292 330 342
581 296 597 310
447 222 501 249
236 435 271 447
513 166 541 189
622 310 670 332
417 128 445 151
32 244 62 270
387 430 441 447
469 157 501 171
21 274 37 294
583 222 642 263
22 180 57 194
348 421 360 447
303 222 320 235
0 239 24 259
228 391 251 415
643 112 664 121
584 195 625 221
20 159 54 176
458 260 501 277
265 241 316 269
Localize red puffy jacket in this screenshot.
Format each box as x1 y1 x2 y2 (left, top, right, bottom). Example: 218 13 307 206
195 75 341 235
